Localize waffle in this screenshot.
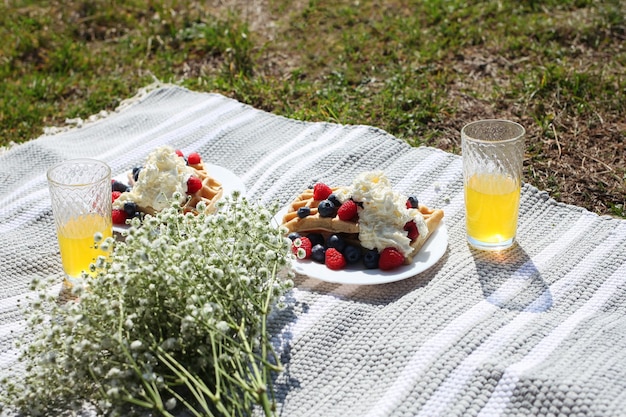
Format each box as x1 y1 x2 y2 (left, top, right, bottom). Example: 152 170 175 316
403 205 444 264
282 187 359 234
282 186 444 265
182 162 223 214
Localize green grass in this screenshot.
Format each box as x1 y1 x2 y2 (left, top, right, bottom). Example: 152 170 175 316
1 0 625 216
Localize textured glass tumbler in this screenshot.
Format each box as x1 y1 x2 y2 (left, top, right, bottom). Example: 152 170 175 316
462 120 525 250
47 159 112 281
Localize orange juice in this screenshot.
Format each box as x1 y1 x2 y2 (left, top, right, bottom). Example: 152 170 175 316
57 213 112 278
465 173 520 247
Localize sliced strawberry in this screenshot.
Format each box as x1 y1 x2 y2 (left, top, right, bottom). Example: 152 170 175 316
404 220 419 242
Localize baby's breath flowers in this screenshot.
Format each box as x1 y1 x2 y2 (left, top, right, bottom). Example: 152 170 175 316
1 193 294 417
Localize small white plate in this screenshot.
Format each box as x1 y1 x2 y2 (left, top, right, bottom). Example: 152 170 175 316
113 164 246 232
273 208 448 285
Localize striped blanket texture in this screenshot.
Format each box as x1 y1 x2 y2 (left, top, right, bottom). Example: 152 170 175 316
1 85 626 416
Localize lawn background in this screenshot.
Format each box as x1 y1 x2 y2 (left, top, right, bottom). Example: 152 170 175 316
1 0 624 216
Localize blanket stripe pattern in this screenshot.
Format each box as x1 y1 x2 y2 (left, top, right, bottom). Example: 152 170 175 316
1 85 626 416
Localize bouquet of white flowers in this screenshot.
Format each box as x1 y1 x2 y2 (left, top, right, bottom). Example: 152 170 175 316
1 193 294 416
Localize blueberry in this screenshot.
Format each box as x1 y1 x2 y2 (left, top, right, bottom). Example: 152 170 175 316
297 207 311 218
307 233 325 247
311 244 326 263
132 166 142 182
343 245 361 264
326 234 346 252
407 196 419 209
288 232 301 241
363 249 380 269
112 180 130 193
328 193 342 207
123 201 139 217
317 200 337 218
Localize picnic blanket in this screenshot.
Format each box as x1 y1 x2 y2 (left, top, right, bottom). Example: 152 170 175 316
1 85 626 416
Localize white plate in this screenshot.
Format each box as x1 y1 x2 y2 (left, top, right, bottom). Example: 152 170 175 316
113 164 246 232
273 207 448 285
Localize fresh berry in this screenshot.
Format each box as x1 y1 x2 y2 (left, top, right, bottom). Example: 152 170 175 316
326 234 346 252
132 166 142 182
343 245 362 264
297 207 311 218
363 249 380 269
325 248 347 270
186 176 203 194
337 199 358 221
111 191 122 202
317 200 337 218
112 180 130 193
328 193 342 207
406 196 419 209
379 247 405 271
111 209 128 225
306 233 325 247
175 149 184 157
123 201 138 216
288 232 301 241
311 244 326 263
292 237 312 259
313 183 333 200
187 152 201 165
404 220 419 242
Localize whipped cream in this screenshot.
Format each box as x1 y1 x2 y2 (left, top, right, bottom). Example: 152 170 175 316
113 146 193 213
349 171 427 256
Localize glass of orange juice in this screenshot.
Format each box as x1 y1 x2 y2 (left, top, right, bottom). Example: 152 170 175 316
47 159 112 283
462 120 525 250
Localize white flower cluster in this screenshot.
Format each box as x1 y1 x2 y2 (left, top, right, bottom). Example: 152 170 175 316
1 193 294 416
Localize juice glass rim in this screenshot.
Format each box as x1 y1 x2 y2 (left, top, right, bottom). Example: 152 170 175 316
461 119 525 145
46 158 111 188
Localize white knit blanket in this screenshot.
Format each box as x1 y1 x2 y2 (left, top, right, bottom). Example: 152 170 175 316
1 85 626 416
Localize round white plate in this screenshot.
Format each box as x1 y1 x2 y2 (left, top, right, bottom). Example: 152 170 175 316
113 164 246 233
273 207 448 285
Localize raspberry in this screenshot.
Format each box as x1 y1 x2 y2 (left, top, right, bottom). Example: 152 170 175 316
337 199 358 221
325 248 347 270
111 209 128 225
378 247 405 271
186 176 203 194
111 191 122 202
404 220 419 242
313 182 333 200
292 237 312 259
187 152 202 165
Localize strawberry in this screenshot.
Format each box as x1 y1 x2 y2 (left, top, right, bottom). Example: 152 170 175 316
313 182 333 201
111 190 122 202
378 247 405 271
187 152 201 165
186 176 203 194
404 220 419 242
325 248 347 270
111 209 128 225
175 149 184 158
292 236 312 259
337 199 358 221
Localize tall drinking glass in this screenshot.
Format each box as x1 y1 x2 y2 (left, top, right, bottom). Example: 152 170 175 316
462 120 525 251
47 159 112 282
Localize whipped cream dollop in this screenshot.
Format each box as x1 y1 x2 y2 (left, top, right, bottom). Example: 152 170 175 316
113 146 193 213
349 171 428 256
